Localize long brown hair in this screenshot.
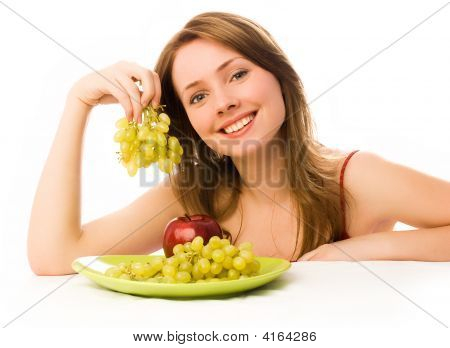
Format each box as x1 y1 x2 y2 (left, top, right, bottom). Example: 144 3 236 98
154 11 355 261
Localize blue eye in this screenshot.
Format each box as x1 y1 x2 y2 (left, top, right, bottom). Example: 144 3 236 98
190 93 205 105
189 69 248 105
231 70 248 81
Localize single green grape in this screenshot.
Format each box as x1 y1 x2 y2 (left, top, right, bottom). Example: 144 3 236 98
118 262 128 272
114 129 126 142
105 266 122 278
150 257 164 272
173 244 185 255
223 245 238 257
158 158 173 174
159 113 171 125
178 261 193 273
232 256 246 271
204 271 215 280
130 262 146 276
120 141 131 153
192 263 203 280
222 256 234 270
127 161 138 176
133 151 144 167
198 258 211 274
211 249 225 263
175 271 191 283
175 253 188 264
201 245 213 259
156 145 167 158
145 131 158 145
167 150 181 165
125 128 136 142
220 238 231 247
162 264 176 278
166 257 179 268
249 260 261 274
218 269 229 279
239 249 255 263
121 152 131 163
156 132 167 146
227 269 240 280
142 143 155 157
192 255 199 265
168 136 179 149
115 117 129 129
174 145 184 156
210 262 223 275
184 242 192 252
240 264 252 275
155 122 169 133
137 126 150 141
208 236 222 250
191 236 204 252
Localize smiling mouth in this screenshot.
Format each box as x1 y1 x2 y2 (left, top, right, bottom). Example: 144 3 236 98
219 112 257 134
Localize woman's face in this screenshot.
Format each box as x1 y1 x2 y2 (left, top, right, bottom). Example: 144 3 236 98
172 38 286 158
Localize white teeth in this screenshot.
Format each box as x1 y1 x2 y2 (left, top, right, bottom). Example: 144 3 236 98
223 113 255 134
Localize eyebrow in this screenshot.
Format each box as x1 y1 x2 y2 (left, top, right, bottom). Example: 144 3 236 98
182 56 244 96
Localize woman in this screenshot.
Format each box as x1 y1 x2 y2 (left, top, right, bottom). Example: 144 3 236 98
27 12 450 275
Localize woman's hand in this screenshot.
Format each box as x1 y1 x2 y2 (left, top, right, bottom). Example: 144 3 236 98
298 239 363 261
298 233 393 261
298 243 350 261
69 61 161 123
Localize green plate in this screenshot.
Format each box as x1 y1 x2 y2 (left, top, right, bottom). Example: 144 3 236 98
72 255 291 298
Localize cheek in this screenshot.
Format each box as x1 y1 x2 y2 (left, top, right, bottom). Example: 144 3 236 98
259 77 285 123
253 73 284 106
188 114 213 138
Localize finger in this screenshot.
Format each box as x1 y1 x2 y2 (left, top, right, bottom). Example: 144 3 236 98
299 251 313 261
136 70 155 108
116 73 143 123
107 78 133 121
151 71 161 108
123 63 155 109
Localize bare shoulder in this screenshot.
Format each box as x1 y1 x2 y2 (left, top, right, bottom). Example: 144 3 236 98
332 149 398 236
344 150 450 230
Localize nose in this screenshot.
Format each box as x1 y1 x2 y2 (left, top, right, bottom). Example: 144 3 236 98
215 91 239 116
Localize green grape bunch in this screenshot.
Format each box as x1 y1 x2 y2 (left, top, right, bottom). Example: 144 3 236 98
104 236 261 284
113 105 183 176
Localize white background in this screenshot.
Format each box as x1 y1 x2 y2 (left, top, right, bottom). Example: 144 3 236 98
0 0 449 342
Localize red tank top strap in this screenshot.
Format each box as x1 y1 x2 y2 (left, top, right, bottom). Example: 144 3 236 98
339 150 360 240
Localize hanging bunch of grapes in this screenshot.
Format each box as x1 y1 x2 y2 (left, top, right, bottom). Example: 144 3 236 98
113 105 183 176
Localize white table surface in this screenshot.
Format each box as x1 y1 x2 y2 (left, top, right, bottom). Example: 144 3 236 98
3 259 450 329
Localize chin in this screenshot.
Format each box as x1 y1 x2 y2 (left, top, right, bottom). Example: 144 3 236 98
220 142 262 159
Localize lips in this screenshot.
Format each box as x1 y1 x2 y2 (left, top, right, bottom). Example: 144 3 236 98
219 111 258 134
219 111 257 138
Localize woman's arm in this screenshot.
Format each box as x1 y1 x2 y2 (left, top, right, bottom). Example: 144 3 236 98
27 93 91 274
300 151 450 261
27 61 166 275
299 226 450 261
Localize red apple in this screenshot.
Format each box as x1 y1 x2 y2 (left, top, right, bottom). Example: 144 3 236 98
162 214 224 257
